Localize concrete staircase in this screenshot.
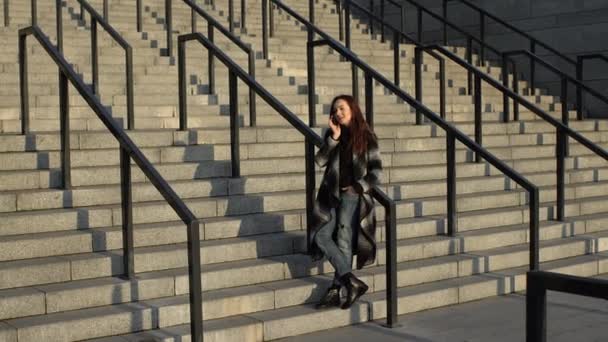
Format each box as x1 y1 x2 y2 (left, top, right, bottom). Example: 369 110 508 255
1 0 608 341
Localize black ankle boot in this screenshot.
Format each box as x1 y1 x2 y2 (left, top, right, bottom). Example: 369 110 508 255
339 273 369 309
315 284 341 309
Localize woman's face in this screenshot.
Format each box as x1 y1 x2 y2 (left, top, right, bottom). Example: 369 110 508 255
333 99 352 127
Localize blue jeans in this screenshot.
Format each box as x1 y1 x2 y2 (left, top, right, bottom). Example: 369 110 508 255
314 192 360 285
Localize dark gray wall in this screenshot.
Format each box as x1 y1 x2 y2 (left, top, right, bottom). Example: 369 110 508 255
354 0 608 117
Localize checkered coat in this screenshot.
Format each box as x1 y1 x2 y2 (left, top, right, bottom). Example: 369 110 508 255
309 128 382 269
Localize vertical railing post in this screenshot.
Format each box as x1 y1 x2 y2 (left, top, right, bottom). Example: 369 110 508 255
380 0 385 43
309 0 314 33
393 31 399 87
228 0 234 33
208 25 215 94
4 0 9 27
91 18 99 95
529 188 540 271
474 74 482 163
136 0 142 32
369 0 374 36
513 62 520 121
365 71 374 128
466 37 472 95
439 57 446 119
414 47 422 125
337 0 343 41
19 33 29 135
126 47 135 130
479 13 485 63
165 0 173 57
417 7 422 43
179 37 188 130
31 0 37 26
191 1 197 33
560 76 569 157
241 0 246 32
366 2 373 38
186 219 204 342
262 0 268 59
119 147 133 279
442 0 447 45
399 5 405 39
307 40 316 127
352 65 359 103
56 0 63 53
103 0 109 22
526 273 547 342
79 2 84 23
530 41 536 95
576 56 583 120
269 0 274 37
502 55 510 123
229 71 240 178
248 50 256 127
305 140 316 252
385 199 397 327
345 0 351 49
446 131 456 236
556 128 565 222
59 71 71 190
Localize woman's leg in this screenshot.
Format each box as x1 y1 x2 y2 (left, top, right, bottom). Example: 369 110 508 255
336 193 360 274
314 209 351 278
336 193 368 309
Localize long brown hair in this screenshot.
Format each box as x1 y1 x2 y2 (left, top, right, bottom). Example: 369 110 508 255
330 95 376 156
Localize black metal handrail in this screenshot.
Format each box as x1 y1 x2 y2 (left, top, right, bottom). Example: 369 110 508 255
28 0 134 128
178 31 398 329
444 0 577 66
363 0 404 43
341 0 447 123
341 0 605 124
183 0 256 126
206 0 256 35
335 0 510 97
526 271 608 342
400 0 509 93
504 50 608 122
3 0 8 26
150 0 257 126
76 0 135 129
269 0 540 327
444 0 608 102
443 0 608 105
577 54 608 119
428 43 608 224
79 0 108 23
31 0 63 52
19 25 203 342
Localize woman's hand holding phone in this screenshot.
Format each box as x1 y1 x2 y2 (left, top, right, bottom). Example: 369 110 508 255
329 114 341 140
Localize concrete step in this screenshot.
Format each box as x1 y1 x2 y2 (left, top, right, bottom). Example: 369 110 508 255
3 176 608 267
3 235 606 340
91 255 606 342
3 168 608 240
1 222 604 322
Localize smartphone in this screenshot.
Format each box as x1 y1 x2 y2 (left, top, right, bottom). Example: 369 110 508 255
330 114 339 125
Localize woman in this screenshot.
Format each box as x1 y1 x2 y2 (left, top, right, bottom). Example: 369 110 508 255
310 94 382 310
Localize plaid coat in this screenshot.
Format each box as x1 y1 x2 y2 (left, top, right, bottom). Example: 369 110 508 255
309 128 382 269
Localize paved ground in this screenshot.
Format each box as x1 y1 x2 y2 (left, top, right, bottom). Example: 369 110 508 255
278 289 608 342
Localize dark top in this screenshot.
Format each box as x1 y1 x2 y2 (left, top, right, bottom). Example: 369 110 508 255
339 127 355 189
